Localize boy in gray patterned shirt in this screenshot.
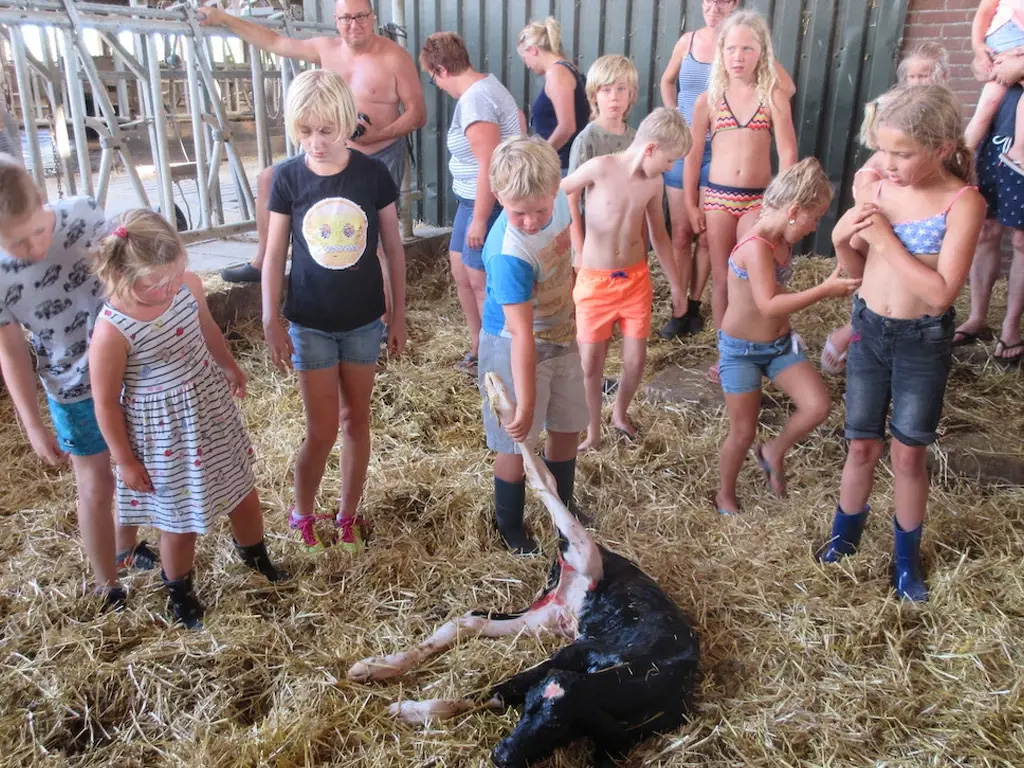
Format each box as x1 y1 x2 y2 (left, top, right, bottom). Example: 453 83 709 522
0 154 156 610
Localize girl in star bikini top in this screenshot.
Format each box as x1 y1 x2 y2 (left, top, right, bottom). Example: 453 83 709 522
824 84 985 603
714 159 860 517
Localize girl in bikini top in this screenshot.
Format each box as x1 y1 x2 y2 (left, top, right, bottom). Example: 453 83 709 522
712 97 773 138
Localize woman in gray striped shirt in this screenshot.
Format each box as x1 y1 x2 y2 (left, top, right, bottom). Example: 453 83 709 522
420 32 525 374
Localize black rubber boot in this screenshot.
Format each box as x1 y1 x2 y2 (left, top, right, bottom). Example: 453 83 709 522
220 263 261 283
116 540 159 571
815 505 870 563
494 477 538 554
98 584 128 613
161 570 205 629
684 298 705 334
234 539 291 583
543 456 593 526
657 313 688 339
892 518 928 602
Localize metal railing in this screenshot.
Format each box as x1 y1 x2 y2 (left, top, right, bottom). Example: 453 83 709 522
0 0 418 241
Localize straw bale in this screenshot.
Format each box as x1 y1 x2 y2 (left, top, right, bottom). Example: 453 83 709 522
0 252 1022 767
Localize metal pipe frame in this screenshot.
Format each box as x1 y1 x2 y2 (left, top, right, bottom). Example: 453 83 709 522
0 0 407 240
10 26 45 190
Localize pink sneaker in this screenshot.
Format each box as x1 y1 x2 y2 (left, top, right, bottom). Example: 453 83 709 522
334 515 370 554
289 508 334 553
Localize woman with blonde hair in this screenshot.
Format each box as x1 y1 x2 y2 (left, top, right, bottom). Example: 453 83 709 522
517 17 590 174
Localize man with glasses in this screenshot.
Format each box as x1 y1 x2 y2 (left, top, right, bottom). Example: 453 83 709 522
199 0 426 284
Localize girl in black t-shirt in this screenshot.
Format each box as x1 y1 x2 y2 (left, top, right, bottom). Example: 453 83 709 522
262 69 407 554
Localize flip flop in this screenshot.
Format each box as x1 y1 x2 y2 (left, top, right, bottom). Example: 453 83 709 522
614 426 640 444
999 152 1024 178
820 334 847 376
754 444 787 498
709 493 740 516
952 328 990 347
993 338 1024 365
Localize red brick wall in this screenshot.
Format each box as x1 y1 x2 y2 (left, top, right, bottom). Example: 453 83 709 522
902 0 981 111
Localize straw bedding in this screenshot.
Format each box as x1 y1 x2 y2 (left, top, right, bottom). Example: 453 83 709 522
0 252 1022 767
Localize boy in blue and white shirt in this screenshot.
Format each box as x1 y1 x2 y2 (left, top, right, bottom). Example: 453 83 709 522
478 136 588 553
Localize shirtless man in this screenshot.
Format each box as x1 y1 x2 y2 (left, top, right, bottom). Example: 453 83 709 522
560 107 689 450
199 0 426 283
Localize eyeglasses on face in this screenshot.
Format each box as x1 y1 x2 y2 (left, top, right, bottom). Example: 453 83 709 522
337 10 373 26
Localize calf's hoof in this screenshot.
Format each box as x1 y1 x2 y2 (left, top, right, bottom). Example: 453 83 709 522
347 657 403 682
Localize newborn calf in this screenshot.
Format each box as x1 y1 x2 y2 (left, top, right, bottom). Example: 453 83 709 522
349 373 699 767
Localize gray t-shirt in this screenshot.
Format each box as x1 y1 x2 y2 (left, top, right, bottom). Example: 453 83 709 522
0 196 107 403
447 74 521 200
567 121 636 174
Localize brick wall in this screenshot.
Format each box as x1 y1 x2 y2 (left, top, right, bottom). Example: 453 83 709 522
902 0 981 111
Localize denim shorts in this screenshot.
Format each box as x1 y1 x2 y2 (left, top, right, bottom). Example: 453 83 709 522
477 331 588 455
47 396 108 456
717 330 808 394
844 295 954 446
288 318 385 370
664 143 711 189
451 194 501 271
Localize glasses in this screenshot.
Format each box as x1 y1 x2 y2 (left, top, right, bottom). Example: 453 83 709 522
702 0 737 8
337 11 373 26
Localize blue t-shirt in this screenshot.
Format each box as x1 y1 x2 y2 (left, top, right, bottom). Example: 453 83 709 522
481 191 575 348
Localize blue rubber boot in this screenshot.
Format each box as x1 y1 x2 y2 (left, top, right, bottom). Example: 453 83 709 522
892 518 929 602
816 505 869 563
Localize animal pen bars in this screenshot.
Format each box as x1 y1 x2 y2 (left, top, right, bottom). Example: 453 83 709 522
0 0 911 252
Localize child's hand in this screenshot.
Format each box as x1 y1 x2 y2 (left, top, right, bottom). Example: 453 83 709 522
833 202 878 244
686 206 706 235
972 49 995 81
223 361 247 398
466 217 487 250
505 404 533 444
121 458 154 493
821 264 862 298
386 314 407 358
264 317 294 374
27 424 67 466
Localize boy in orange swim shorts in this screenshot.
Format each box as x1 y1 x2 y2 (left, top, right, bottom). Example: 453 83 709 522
561 107 691 450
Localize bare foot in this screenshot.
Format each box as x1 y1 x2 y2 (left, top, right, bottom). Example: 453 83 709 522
713 491 741 516
754 442 787 498
578 431 602 452
953 320 990 346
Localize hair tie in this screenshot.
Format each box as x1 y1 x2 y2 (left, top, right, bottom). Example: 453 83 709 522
113 226 128 239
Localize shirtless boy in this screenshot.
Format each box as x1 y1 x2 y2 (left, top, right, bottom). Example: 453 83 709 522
200 0 426 284
561 107 690 450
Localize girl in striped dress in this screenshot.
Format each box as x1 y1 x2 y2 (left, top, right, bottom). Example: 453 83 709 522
89 210 288 630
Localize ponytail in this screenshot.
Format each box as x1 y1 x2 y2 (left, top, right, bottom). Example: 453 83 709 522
945 140 975 185
518 17 563 56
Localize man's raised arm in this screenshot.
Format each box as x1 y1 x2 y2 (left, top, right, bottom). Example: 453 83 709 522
198 6 324 64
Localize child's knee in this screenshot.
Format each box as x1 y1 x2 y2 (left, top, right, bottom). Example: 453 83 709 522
806 393 832 425
339 407 371 436
305 421 340 452
847 439 883 467
890 441 926 476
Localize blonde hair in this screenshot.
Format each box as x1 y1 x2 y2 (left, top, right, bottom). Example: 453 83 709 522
518 17 563 56
634 107 692 158
285 69 358 145
93 209 184 300
858 94 888 150
585 55 638 119
0 153 44 229
762 157 833 212
874 83 974 184
707 11 778 113
896 42 950 85
489 135 562 201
